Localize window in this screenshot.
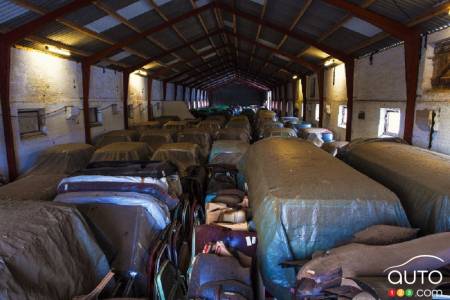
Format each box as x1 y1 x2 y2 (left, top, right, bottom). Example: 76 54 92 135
431 39 450 89
309 77 316 98
127 104 134 119
18 109 45 137
338 105 347 128
89 107 103 126
378 108 401 137
315 103 320 121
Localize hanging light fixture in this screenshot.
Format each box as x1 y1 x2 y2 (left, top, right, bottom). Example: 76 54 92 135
45 45 70 56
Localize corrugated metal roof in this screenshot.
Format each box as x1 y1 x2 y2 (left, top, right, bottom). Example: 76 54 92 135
1 0 449 87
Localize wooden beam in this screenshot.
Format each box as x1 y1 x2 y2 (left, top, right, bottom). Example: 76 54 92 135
123 71 130 129
403 35 421 144
81 62 91 144
174 84 178 101
349 1 450 54
127 30 222 72
322 0 414 40
317 68 324 127
147 77 153 120
345 61 354 141
0 42 18 181
85 2 214 65
5 0 94 43
163 81 167 101
301 75 307 121
182 86 186 103
225 31 320 72
218 2 352 63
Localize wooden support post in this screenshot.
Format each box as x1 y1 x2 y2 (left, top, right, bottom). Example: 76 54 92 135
345 60 354 141
81 62 91 144
0 42 18 181
404 35 421 144
317 68 325 128
283 83 288 117
162 81 167 101
182 86 186 104
174 84 178 101
292 79 298 118
123 71 130 129
301 75 307 122
189 87 193 108
147 77 153 120
195 89 199 107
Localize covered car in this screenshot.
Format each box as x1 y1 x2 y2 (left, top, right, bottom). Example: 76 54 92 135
0 200 109 300
216 128 251 143
95 130 140 148
131 121 161 133
263 127 297 138
176 128 212 162
341 138 450 234
0 143 95 201
151 142 202 177
139 130 174 153
243 138 410 299
163 120 188 131
209 140 250 167
91 142 152 162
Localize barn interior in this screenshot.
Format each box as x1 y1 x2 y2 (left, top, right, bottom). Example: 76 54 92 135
0 0 449 299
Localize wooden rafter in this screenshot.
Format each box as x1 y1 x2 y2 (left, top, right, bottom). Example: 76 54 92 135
246 0 268 72
84 3 214 65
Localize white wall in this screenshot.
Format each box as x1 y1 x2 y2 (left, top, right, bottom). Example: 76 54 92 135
300 27 450 155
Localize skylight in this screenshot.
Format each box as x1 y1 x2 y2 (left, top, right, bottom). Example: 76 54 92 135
343 17 382 37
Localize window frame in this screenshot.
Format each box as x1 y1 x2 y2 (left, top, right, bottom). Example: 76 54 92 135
18 109 46 138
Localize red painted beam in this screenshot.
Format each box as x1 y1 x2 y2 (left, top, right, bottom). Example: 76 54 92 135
0 42 18 181
301 75 307 121
345 61 354 141
283 83 288 117
147 77 153 120
317 68 325 127
217 2 352 64
403 35 421 144
123 71 130 129
322 0 415 40
81 62 91 144
292 78 298 117
85 2 214 65
4 0 94 44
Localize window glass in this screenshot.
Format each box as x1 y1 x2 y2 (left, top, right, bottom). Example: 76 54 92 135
338 105 347 128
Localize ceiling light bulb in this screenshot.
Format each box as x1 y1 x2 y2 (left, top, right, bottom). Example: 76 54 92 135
292 75 298 79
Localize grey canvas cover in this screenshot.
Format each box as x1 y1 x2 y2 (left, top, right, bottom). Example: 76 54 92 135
0 201 110 300
151 143 201 176
91 142 152 162
263 127 297 138
163 120 187 131
176 128 212 162
0 143 95 201
243 138 410 299
216 128 250 143
298 127 331 140
341 139 450 234
95 130 140 148
131 121 161 133
139 130 174 153
209 140 250 167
